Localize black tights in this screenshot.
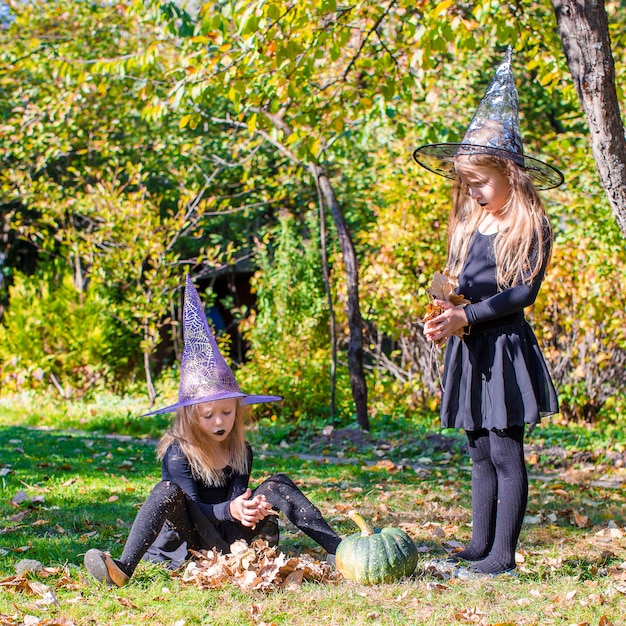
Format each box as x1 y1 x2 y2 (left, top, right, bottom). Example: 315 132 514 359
253 473 342 554
115 473 341 578
453 426 527 574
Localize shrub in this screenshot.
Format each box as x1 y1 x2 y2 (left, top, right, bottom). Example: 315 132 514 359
0 262 141 397
237 211 353 422
535 236 626 423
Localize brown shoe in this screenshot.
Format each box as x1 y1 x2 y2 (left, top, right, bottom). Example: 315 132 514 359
84 549 129 587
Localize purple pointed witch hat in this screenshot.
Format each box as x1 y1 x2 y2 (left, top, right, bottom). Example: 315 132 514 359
144 276 281 416
413 46 564 190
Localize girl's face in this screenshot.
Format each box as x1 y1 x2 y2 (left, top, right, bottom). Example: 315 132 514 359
196 398 238 445
455 159 510 214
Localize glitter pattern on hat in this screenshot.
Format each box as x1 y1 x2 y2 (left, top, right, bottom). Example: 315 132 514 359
177 275 243 404
412 46 564 190
143 276 281 416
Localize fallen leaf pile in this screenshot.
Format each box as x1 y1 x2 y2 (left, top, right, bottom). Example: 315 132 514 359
178 539 338 592
421 271 470 340
0 567 79 625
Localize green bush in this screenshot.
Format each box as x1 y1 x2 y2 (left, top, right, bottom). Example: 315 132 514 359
0 262 141 397
237 211 353 423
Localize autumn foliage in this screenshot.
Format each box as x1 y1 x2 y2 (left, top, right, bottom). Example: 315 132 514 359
0 0 625 425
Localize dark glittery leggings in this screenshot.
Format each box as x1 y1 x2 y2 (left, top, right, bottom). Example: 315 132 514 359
115 473 341 578
453 426 527 574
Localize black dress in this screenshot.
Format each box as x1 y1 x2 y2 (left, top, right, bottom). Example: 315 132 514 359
440 230 558 431
144 441 273 568
143 441 341 569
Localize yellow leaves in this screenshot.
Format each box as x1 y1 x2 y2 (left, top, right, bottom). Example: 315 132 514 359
247 112 258 134
189 35 216 45
333 115 344 132
178 114 196 129
535 232 626 420
284 130 300 145
361 459 401 474
433 0 455 17
548 484 570 499
319 0 337 11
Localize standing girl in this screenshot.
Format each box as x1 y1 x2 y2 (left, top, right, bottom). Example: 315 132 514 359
413 47 562 578
84 276 341 586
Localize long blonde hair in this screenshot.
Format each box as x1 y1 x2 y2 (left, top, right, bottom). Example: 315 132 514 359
447 154 552 289
157 400 250 487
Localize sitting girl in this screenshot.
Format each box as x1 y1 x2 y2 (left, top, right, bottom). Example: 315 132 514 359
84 276 341 586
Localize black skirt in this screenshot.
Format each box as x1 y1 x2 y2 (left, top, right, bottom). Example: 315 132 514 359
440 319 558 431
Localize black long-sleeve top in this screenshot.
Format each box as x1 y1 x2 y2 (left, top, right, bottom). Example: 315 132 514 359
161 440 253 524
458 231 548 330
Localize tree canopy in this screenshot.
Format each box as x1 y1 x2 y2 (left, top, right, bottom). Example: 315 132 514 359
1 0 624 425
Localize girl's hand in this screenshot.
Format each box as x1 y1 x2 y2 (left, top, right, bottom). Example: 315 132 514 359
229 489 263 527
229 490 275 527
248 494 274 520
423 300 468 345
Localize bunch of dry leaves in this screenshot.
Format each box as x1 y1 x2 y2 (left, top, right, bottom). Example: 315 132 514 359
178 539 338 592
421 271 470 342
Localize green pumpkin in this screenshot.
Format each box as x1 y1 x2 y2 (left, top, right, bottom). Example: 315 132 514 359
335 510 418 585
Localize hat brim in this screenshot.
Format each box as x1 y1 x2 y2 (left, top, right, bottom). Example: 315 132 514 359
412 143 564 190
141 392 282 416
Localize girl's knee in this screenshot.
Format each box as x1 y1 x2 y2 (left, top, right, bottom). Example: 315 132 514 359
150 480 185 501
265 473 293 486
256 473 296 495
489 439 524 470
271 472 291 482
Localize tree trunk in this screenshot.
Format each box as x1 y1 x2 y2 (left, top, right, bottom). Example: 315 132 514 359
314 173 337 421
309 163 369 430
553 0 626 236
143 324 157 407
248 110 369 429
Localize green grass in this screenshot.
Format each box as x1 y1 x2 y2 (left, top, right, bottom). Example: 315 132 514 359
1 397 626 625
0 390 172 439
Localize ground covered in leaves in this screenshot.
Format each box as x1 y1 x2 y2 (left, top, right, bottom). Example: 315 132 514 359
0 417 625 625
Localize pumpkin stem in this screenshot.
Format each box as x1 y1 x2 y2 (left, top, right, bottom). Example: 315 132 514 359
347 510 374 536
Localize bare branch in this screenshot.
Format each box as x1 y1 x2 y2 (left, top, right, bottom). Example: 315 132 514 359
251 107 293 138
341 0 397 82
262 2 298 35
375 31 402 71
206 200 276 216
